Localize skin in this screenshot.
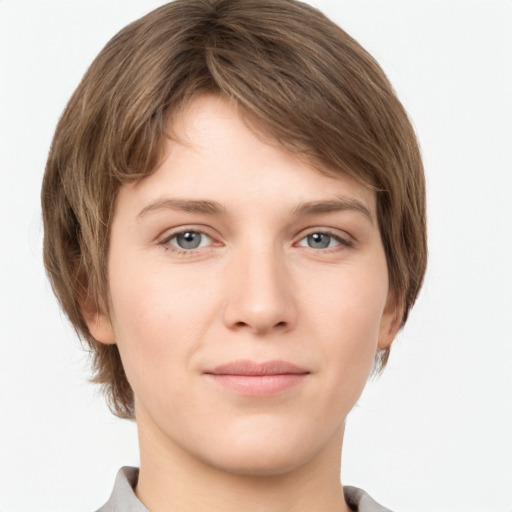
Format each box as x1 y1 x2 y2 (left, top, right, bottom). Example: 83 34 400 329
85 94 401 512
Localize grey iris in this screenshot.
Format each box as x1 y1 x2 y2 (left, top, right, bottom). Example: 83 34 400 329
308 233 331 249
176 231 202 249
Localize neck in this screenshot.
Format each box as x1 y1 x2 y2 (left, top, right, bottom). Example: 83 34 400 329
135 413 351 512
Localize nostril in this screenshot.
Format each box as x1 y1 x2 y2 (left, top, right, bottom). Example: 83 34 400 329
231 320 287 332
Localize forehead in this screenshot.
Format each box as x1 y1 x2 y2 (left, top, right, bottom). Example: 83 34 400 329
118 94 377 220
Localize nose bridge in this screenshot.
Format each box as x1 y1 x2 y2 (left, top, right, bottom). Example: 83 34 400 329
223 233 296 334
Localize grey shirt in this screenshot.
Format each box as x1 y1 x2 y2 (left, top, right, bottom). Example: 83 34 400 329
96 467 392 512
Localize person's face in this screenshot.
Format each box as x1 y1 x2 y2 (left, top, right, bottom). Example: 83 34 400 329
87 94 400 476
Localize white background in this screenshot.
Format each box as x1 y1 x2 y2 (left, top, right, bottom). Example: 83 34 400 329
1 1 511 511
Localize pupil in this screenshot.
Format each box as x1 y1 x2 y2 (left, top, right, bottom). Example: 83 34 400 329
308 233 330 249
178 231 201 249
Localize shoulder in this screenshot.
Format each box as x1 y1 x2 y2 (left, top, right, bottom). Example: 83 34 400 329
344 485 394 512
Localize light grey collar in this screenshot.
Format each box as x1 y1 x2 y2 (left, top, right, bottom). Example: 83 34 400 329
96 466 392 512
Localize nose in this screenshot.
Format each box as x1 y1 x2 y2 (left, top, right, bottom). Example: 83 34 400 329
222 242 297 335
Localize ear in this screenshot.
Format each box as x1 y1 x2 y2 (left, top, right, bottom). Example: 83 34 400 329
81 294 116 345
377 294 404 350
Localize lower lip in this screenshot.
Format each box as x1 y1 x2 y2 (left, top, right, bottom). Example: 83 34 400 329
206 374 308 396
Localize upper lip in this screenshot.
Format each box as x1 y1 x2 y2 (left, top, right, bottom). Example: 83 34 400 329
205 360 309 376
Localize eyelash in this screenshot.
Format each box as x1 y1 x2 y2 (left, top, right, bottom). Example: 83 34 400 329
298 230 354 251
159 229 216 257
158 228 354 256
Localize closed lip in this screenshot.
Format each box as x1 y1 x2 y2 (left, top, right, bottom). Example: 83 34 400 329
204 360 309 396
205 359 310 376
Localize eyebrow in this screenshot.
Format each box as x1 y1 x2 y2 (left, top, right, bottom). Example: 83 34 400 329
137 198 227 219
136 196 373 224
292 197 374 224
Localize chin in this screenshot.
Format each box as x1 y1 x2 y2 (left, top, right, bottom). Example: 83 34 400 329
205 447 309 477
193 422 326 477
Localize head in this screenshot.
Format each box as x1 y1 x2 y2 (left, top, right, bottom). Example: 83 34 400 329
42 0 426 424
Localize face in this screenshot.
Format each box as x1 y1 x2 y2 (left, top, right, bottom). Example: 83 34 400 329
88 95 399 476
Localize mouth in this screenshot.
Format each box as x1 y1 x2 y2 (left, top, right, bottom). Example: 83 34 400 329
204 360 310 396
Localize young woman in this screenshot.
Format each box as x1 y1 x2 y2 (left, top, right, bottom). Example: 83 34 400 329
41 1 426 510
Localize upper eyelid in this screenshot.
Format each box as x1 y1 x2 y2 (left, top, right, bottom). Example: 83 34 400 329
159 226 215 242
168 230 212 242
297 227 354 241
300 228 346 237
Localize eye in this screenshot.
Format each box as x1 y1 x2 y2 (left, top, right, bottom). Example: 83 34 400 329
166 230 212 251
297 231 350 250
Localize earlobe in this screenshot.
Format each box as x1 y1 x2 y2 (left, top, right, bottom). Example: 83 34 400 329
85 310 116 345
80 295 116 345
377 296 404 350
76 270 116 344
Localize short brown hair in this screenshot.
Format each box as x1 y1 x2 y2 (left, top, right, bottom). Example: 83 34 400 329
42 0 427 419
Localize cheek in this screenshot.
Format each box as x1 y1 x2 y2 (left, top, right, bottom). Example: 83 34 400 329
311 258 388 339
309 293 386 424
306 258 389 384
106 257 220 383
